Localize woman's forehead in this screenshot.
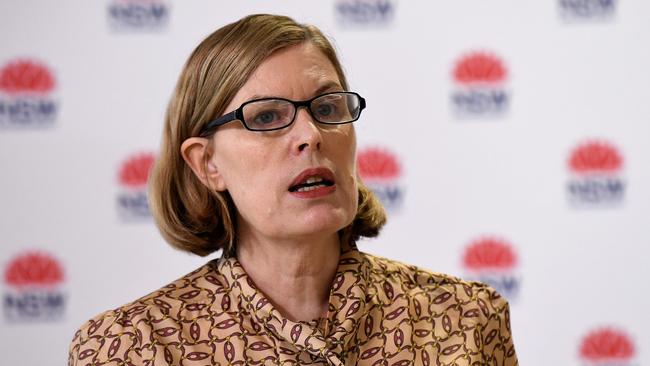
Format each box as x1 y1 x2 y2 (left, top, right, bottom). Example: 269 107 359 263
232 43 342 104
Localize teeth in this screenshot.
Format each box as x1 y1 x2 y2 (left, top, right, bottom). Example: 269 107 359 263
304 176 324 184
296 183 327 192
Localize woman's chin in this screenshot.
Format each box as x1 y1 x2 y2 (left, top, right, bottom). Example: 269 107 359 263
281 210 352 240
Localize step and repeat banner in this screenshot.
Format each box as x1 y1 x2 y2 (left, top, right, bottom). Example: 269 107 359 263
1 0 649 365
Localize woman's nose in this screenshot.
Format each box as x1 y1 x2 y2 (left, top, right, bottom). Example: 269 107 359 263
292 107 322 153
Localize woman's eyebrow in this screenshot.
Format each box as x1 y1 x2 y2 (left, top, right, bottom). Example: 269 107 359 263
246 82 343 101
313 81 344 95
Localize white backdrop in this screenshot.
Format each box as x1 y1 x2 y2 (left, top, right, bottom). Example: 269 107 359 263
1 0 649 365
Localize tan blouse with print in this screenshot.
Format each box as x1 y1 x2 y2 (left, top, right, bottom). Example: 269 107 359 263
69 245 518 365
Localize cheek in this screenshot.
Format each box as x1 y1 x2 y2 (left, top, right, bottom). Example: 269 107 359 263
328 124 356 160
333 126 358 217
210 134 272 196
348 176 359 216
341 127 358 178
212 150 277 226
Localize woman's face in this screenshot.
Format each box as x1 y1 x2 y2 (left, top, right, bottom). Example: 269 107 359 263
208 42 358 243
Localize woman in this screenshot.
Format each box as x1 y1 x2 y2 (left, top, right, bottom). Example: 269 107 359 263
69 14 517 365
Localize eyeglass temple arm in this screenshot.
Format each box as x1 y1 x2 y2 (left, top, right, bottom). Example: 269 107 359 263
202 110 238 134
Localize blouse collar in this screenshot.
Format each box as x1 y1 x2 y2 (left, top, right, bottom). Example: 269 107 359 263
214 243 370 364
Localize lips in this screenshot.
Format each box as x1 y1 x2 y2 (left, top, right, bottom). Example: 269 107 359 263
288 168 335 193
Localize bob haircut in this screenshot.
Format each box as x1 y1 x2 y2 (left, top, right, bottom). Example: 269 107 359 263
149 14 386 257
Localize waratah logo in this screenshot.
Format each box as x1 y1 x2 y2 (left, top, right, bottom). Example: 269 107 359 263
3 251 66 321
108 0 170 31
451 51 510 117
335 0 395 27
117 152 156 219
0 59 57 128
559 0 615 20
357 146 404 211
579 327 636 365
461 237 520 300
567 140 624 205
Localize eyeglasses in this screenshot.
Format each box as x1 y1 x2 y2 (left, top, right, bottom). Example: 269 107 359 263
200 91 366 135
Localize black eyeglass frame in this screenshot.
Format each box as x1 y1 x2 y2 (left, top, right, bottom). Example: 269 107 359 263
200 91 366 135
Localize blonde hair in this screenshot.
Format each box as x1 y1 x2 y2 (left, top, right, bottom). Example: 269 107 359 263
149 14 386 256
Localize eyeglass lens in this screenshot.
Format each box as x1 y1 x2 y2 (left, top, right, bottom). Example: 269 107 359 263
242 93 361 130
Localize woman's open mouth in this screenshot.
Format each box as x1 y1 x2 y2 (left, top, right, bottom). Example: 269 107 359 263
289 168 337 198
289 176 335 192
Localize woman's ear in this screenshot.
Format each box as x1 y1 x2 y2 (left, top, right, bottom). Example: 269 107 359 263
180 137 227 191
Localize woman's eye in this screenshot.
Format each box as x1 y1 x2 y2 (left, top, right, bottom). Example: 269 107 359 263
315 103 335 117
253 111 278 124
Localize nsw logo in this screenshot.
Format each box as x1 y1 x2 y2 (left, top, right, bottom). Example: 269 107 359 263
108 0 170 31
357 146 404 211
0 59 57 128
450 51 510 117
567 140 624 206
461 237 520 301
579 327 636 366
335 0 395 27
117 152 156 220
559 0 615 20
3 251 66 321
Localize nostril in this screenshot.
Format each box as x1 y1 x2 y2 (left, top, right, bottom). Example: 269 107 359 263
297 141 321 152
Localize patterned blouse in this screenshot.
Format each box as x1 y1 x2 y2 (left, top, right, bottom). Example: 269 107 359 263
69 245 518 365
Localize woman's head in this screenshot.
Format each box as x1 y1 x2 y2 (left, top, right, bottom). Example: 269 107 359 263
149 14 386 256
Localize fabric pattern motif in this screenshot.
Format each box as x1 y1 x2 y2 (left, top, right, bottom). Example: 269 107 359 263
69 246 518 365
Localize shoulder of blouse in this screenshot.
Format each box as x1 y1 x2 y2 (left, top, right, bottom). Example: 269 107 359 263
361 250 509 308
360 251 518 364
68 259 223 366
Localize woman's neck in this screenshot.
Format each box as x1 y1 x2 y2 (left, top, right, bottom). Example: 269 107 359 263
235 232 341 323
